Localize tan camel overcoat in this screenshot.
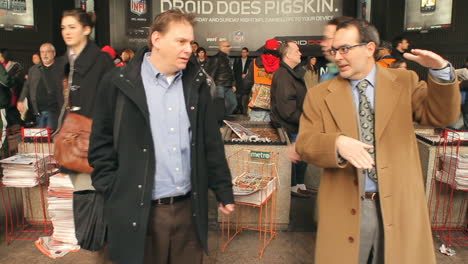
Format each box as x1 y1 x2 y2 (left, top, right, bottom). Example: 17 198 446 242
296 65 460 264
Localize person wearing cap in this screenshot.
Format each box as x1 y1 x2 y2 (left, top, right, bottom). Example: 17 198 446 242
244 38 280 121
376 41 396 68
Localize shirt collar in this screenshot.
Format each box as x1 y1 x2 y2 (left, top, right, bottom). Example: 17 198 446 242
143 52 183 81
349 64 377 89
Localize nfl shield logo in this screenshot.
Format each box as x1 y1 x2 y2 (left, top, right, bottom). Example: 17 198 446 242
130 0 147 16
233 31 244 42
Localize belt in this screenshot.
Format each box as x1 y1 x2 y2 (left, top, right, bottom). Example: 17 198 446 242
362 192 379 201
152 192 191 205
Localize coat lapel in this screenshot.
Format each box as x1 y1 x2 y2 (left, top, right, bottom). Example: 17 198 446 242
375 66 401 141
114 51 150 124
325 77 359 139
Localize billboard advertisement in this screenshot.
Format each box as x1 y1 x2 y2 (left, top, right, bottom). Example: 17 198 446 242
0 0 34 30
404 0 453 32
157 0 343 55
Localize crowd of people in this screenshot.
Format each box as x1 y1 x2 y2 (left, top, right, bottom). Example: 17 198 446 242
0 7 467 264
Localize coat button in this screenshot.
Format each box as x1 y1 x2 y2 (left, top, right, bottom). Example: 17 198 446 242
348 236 354 243
199 73 203 76
190 106 195 110
351 209 356 215
138 185 142 189
132 222 137 227
191 143 195 147
193 213 196 217
140 203 144 206
120 74 124 77
142 148 147 152
196 78 200 82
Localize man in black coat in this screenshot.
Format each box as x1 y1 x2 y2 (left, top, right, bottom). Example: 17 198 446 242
89 10 235 264
270 40 311 198
233 47 252 115
206 40 237 118
17 43 60 130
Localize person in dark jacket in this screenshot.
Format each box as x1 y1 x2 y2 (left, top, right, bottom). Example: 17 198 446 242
270 40 311 198
206 40 237 117
17 43 60 130
57 8 114 259
89 10 235 264
0 48 24 128
233 47 252 115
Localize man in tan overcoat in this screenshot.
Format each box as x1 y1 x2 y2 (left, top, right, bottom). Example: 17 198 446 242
296 18 460 264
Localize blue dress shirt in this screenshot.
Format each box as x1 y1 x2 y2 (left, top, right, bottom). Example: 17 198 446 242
141 53 192 199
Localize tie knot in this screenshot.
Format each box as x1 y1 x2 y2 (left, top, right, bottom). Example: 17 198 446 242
357 79 369 94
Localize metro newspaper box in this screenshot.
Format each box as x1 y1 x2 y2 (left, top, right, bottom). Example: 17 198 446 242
229 150 279 205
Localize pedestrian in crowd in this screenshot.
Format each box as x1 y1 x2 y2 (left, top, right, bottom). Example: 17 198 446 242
233 47 252 115
270 40 312 198
190 40 199 64
196 47 208 68
389 60 408 69
303 56 319 89
296 18 459 264
17 43 60 130
0 48 23 128
376 41 396 68
0 62 12 138
57 8 113 260
32 52 41 65
89 9 234 264
391 36 410 61
244 39 280 121
206 40 237 118
116 48 134 67
319 16 353 82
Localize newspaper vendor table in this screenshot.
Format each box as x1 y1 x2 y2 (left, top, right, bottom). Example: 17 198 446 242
417 129 468 249
220 121 291 229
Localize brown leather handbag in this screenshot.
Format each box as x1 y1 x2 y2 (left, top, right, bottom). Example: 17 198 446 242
53 112 93 173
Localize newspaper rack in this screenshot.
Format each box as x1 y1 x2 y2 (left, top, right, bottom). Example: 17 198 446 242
428 129 468 251
221 149 279 258
0 127 56 244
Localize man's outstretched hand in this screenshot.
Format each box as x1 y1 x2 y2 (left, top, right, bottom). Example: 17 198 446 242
403 49 448 69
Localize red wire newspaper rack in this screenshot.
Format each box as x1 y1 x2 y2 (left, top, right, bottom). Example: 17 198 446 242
428 129 468 250
0 126 56 244
221 149 279 258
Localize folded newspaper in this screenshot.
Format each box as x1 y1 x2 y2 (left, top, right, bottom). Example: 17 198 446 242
232 172 273 196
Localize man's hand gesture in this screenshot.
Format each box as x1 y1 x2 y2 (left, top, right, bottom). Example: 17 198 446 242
403 49 448 69
336 135 374 169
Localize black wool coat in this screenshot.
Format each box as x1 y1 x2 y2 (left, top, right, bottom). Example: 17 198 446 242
270 61 307 136
56 41 114 118
89 47 234 264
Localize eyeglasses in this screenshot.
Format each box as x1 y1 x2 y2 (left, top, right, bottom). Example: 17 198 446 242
329 43 368 56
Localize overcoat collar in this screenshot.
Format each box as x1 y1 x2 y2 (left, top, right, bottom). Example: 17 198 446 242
324 65 401 141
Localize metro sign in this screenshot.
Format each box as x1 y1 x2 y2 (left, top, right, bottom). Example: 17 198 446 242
130 0 147 16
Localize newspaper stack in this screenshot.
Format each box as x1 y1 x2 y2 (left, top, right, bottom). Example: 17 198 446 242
0 153 57 187
436 153 468 190
47 173 78 245
36 173 80 258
